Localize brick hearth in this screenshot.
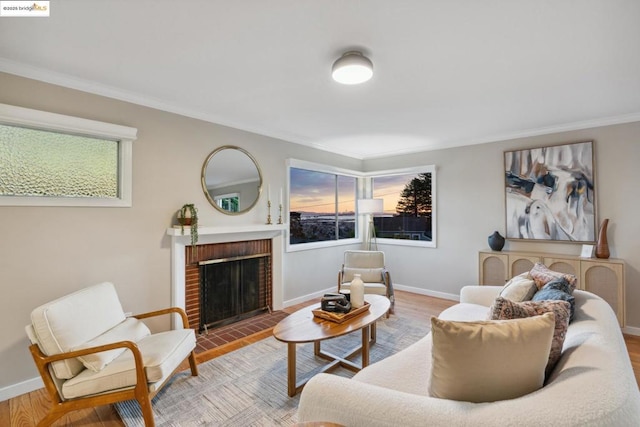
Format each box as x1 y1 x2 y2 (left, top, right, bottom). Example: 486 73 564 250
194 309 288 353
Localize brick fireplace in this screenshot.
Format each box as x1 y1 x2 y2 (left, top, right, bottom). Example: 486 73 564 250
167 224 285 330
185 239 272 333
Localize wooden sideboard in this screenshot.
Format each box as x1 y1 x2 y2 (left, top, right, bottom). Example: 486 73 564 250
479 250 625 327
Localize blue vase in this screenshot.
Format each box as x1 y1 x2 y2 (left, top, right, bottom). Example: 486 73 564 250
488 231 505 251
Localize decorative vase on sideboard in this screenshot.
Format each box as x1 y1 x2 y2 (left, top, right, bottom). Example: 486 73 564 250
488 231 505 251
595 218 610 259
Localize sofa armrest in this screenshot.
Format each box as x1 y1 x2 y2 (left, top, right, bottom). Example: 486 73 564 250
298 374 469 427
459 285 502 306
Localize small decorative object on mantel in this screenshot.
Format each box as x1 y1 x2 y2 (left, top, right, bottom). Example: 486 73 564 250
278 187 283 224
266 185 272 225
595 218 610 259
177 204 199 255
488 231 505 251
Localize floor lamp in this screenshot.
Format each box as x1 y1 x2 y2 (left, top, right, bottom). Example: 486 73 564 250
357 198 384 251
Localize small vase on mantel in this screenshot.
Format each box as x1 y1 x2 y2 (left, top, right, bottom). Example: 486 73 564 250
595 218 610 259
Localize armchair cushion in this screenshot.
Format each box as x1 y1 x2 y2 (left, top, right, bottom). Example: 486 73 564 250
30 282 127 379
343 267 384 283
72 317 151 372
62 328 195 399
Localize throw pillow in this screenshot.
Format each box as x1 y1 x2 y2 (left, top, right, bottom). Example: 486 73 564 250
529 262 577 292
500 272 537 302
532 278 576 321
73 317 151 372
490 297 571 378
429 313 555 402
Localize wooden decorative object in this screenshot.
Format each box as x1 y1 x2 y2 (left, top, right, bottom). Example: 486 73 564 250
595 218 610 259
312 302 370 323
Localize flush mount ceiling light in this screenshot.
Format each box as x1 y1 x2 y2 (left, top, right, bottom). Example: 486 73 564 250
331 51 373 85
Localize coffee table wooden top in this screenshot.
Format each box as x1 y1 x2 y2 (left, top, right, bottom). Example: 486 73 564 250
273 294 390 344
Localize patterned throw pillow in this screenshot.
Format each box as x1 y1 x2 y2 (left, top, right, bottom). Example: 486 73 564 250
489 297 571 378
532 278 576 321
529 262 577 292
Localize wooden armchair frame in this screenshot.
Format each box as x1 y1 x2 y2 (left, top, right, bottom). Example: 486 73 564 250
29 307 198 427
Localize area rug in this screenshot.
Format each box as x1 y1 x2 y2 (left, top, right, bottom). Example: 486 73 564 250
115 314 430 426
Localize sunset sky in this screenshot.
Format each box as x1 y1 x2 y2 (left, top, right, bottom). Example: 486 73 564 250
289 169 416 215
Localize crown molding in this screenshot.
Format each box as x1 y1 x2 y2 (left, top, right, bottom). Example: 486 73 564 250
3 57 640 161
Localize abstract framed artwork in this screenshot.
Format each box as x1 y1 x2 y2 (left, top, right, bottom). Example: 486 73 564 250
504 141 596 242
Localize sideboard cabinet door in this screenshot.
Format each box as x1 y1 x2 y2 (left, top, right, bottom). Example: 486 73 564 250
581 260 625 327
479 252 508 285
509 254 542 277
543 257 581 279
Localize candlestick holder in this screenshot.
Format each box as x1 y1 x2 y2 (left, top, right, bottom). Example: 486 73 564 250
278 204 283 224
266 200 273 225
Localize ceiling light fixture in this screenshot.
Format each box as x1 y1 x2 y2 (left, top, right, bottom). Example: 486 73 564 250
331 51 373 85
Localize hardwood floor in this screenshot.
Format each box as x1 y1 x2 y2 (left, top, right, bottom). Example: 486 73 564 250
4 290 640 426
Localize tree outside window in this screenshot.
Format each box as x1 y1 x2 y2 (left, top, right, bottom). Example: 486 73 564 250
373 171 433 242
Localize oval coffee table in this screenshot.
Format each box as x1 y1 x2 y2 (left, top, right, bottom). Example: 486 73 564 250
273 294 390 396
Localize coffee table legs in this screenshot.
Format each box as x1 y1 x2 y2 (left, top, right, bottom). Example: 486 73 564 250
361 325 370 367
287 342 299 397
285 322 378 397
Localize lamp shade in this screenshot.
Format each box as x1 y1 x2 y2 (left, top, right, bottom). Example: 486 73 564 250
358 198 383 214
332 51 373 85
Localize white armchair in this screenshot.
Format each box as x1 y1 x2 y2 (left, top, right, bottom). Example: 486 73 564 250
338 250 394 313
25 282 198 427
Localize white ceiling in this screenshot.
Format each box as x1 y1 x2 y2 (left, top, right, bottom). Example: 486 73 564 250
1 0 640 160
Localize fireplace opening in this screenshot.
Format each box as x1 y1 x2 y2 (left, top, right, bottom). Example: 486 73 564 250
199 253 271 333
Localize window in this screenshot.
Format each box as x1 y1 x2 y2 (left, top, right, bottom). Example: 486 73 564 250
215 193 240 212
371 166 436 247
0 103 137 207
288 160 357 248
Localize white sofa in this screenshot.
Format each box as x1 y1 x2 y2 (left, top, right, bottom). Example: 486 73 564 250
297 286 640 426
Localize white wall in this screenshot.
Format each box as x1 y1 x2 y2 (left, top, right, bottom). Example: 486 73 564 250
1 71 639 400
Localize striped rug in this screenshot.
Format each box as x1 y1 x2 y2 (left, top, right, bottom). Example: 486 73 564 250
115 314 430 426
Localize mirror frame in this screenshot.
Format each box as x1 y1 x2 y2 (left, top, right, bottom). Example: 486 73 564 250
201 145 263 215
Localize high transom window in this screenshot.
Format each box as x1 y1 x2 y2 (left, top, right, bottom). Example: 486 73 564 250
0 103 137 207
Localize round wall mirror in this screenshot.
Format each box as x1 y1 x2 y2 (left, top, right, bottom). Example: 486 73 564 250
201 146 262 215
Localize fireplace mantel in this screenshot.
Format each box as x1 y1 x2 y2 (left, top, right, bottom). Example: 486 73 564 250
166 223 287 238
166 224 286 327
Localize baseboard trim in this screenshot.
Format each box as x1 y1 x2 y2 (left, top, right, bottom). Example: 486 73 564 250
0 376 43 402
623 325 640 336
283 286 335 308
392 284 460 302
